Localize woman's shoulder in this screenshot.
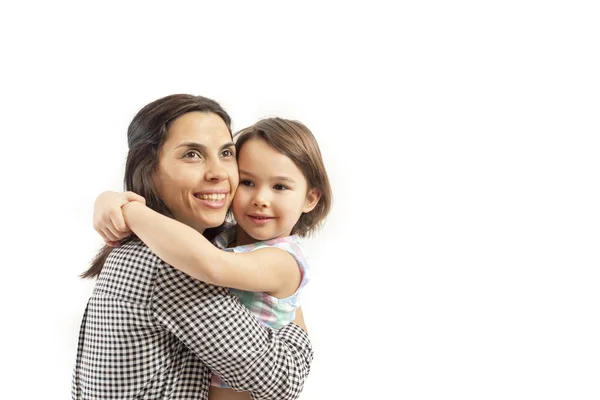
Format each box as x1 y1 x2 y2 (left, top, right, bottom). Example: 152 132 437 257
100 238 162 270
94 239 163 303
110 238 163 263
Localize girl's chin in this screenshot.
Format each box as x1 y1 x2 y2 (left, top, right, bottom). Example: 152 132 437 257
245 230 273 242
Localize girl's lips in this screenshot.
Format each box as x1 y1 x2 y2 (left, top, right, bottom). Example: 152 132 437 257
248 215 275 225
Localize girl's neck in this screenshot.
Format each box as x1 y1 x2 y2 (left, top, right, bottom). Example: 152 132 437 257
233 225 257 247
233 225 293 247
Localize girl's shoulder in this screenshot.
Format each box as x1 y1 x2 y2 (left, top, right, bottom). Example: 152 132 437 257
233 234 304 255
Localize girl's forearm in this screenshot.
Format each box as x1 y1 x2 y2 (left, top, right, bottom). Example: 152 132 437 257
121 201 220 282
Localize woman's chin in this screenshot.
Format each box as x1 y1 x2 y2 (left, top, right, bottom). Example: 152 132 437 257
180 216 225 233
200 216 228 231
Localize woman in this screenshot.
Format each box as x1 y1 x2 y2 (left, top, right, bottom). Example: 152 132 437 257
71 94 312 400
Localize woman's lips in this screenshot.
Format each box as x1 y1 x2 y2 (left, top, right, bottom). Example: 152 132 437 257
194 192 228 209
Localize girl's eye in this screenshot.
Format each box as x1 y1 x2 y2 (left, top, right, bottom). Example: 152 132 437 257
222 149 235 157
273 184 288 191
183 150 202 159
240 179 254 187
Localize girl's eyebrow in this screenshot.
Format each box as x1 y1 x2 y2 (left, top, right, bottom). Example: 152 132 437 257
273 176 296 183
239 169 296 183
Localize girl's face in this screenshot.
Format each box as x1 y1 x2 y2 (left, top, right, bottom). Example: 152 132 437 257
153 111 239 233
232 137 320 244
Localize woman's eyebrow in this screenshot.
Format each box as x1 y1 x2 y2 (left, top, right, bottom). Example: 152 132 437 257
175 142 206 150
174 141 234 150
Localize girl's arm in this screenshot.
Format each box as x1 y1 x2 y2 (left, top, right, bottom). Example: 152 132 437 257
122 201 301 297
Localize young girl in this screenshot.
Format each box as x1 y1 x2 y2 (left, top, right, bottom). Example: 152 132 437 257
93 117 332 400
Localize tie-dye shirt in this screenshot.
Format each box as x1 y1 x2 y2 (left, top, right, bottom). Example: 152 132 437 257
210 226 310 389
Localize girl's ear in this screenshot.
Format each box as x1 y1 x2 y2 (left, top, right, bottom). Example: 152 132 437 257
302 188 321 213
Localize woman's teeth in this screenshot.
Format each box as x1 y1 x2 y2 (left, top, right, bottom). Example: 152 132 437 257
198 193 226 201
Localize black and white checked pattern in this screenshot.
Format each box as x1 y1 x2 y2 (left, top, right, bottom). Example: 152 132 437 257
72 239 313 399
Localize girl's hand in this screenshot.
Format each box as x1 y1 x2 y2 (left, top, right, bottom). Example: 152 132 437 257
93 191 145 247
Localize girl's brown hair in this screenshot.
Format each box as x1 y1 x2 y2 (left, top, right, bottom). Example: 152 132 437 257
234 117 332 237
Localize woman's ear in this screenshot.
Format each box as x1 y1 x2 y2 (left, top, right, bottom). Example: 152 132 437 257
302 188 321 213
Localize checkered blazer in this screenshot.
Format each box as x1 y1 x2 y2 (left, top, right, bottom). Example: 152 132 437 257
72 239 313 400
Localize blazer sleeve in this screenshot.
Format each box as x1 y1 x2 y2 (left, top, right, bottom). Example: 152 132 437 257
151 260 313 400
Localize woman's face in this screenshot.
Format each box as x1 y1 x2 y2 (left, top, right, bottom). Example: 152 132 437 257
153 111 239 232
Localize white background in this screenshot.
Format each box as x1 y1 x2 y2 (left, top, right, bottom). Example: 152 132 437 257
1 1 599 399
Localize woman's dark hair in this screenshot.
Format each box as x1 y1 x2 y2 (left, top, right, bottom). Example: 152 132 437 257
81 94 232 279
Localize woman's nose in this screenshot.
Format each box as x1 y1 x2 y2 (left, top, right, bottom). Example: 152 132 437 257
205 159 227 182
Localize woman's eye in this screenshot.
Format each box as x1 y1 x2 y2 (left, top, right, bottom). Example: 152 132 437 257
183 150 202 159
273 184 288 191
222 149 234 157
241 180 254 187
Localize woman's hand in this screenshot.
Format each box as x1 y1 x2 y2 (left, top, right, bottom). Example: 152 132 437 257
93 191 145 247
